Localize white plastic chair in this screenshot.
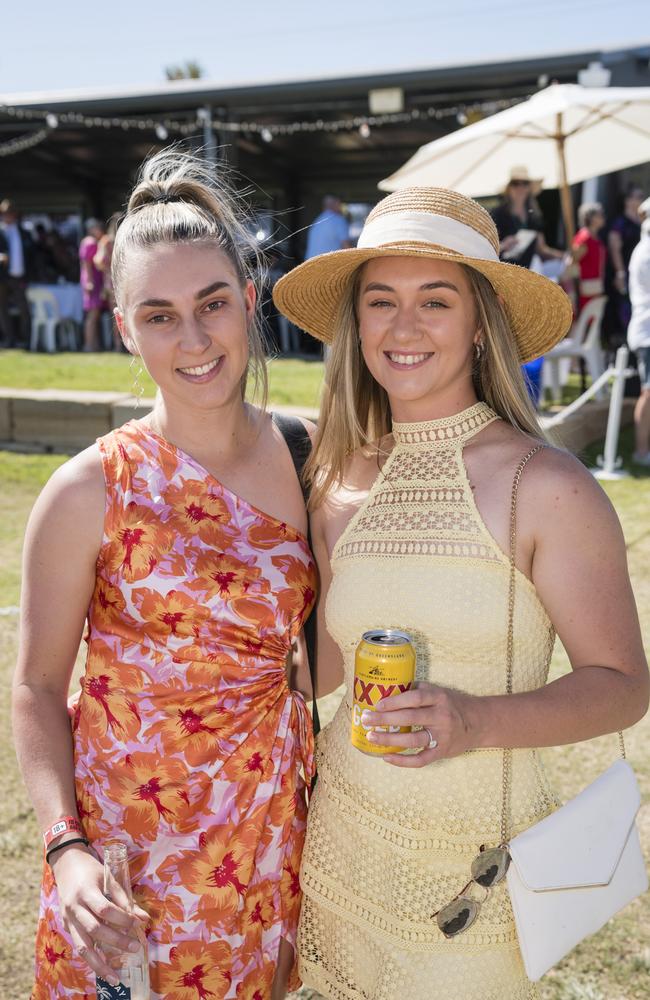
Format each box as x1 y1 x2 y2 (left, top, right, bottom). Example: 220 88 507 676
543 295 607 402
27 287 78 353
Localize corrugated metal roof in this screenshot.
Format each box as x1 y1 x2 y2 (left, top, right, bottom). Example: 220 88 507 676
1 41 648 112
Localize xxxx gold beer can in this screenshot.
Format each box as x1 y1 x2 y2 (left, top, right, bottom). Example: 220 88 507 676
351 629 416 755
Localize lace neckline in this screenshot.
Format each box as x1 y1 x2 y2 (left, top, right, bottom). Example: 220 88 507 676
391 401 497 446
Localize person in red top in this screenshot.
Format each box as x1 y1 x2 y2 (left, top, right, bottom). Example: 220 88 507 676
572 202 606 314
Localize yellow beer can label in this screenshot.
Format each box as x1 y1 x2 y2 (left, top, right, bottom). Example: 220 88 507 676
351 629 416 755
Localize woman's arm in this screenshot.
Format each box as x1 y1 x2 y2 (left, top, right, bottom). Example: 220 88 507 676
473 451 648 743
309 505 344 698
93 236 112 274
608 228 627 293
571 242 588 263
369 450 648 766
536 233 565 261
12 447 147 981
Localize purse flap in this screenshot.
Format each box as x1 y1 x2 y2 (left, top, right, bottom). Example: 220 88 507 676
508 760 641 891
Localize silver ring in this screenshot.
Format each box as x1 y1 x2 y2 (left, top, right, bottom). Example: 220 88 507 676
423 727 438 750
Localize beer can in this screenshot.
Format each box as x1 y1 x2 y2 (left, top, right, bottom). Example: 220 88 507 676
351 629 416 755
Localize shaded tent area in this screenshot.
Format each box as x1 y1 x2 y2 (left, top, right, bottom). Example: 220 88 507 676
1 45 649 262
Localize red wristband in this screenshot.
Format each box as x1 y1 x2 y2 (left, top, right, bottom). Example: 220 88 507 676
43 816 83 849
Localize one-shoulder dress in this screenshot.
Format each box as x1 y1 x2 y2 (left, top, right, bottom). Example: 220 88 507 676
298 402 557 1000
32 419 317 1000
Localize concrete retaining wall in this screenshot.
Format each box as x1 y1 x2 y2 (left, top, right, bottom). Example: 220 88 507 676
0 389 152 452
0 389 317 453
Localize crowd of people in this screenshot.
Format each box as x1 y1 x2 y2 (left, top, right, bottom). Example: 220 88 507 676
1 179 647 372
459 168 647 351
0 204 113 352
434 168 650 463
12 147 648 1000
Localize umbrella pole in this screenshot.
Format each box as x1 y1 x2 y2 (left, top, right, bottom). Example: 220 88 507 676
556 114 575 246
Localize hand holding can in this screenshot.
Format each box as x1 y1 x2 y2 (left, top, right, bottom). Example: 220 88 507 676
351 629 416 755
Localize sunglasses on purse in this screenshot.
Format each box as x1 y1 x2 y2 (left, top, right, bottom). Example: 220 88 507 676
431 845 510 937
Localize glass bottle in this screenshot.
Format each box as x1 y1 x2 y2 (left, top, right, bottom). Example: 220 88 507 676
97 842 150 1000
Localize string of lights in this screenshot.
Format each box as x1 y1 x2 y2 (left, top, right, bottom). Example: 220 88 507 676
0 127 50 157
0 94 522 154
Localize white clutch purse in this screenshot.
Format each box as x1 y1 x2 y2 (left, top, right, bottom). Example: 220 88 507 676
506 758 647 980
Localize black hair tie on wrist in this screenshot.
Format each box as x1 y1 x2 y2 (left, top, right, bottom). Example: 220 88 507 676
46 837 90 865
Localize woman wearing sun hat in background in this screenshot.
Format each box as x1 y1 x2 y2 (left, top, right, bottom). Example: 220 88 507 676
491 166 566 405
273 187 648 1000
491 166 563 269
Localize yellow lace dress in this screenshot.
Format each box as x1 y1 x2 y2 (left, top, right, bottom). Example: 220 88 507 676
298 402 558 1000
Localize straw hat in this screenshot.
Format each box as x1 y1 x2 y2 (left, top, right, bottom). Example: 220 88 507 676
273 187 572 363
505 165 542 191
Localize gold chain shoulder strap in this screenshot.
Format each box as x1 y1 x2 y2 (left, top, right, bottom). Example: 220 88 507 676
499 443 626 847
500 444 544 845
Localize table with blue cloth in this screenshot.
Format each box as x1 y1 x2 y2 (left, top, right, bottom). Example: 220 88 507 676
30 283 84 324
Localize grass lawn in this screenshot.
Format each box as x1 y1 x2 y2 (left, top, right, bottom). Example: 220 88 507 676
0 348 325 411
1 430 649 998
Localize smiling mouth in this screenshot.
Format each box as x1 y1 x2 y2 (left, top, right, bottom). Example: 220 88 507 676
177 357 222 376
386 352 433 366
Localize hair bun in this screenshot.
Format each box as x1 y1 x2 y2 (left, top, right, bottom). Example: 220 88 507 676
152 193 183 205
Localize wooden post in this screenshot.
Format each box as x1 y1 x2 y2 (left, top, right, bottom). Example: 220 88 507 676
556 113 575 246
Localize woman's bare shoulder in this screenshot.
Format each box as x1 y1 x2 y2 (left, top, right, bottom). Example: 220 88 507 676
479 428 621 546
471 420 593 485
42 444 105 497
27 444 106 540
523 442 618 523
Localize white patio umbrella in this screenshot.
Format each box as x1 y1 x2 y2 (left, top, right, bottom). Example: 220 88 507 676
379 83 650 242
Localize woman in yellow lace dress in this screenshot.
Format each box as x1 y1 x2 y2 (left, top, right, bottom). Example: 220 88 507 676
273 188 649 1000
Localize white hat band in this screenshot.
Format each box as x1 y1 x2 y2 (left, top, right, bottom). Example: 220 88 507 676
357 210 499 262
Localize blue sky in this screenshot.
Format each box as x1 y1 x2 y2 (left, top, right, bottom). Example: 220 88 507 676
1 0 648 95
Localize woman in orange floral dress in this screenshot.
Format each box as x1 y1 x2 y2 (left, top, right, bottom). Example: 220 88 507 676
13 151 317 999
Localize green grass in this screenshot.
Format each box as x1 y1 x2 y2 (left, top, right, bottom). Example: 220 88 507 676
0 348 324 410
0 452 68 606
266 358 324 410
539 371 586 410
0 348 609 414
1 431 649 998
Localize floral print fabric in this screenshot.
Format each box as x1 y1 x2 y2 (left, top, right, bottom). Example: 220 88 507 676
32 419 317 999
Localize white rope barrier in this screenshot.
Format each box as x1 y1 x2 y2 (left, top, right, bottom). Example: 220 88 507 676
593 346 631 480
542 346 632 480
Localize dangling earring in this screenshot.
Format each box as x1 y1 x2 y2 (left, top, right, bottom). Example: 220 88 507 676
474 340 484 363
129 355 145 408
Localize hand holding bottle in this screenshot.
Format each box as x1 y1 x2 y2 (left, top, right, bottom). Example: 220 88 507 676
50 844 149 986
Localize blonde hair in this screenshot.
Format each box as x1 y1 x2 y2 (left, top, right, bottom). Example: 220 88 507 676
112 148 268 407
305 262 549 509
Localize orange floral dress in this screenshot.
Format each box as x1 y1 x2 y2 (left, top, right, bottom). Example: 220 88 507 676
32 419 317 1000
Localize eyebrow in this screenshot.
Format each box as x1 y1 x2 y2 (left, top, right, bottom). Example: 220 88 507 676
362 280 460 294
136 280 231 309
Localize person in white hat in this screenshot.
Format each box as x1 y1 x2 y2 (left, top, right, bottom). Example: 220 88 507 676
274 186 648 1000
489 168 566 405
627 195 650 464
490 166 563 269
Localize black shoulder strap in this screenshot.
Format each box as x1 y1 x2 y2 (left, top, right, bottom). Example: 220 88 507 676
272 411 312 504
272 412 320 739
